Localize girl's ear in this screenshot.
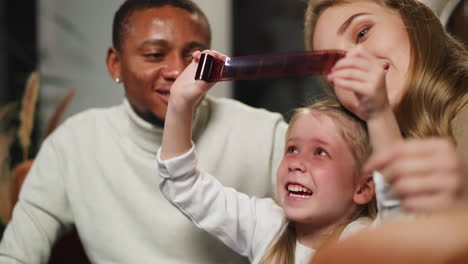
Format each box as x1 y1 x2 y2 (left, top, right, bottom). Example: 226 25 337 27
353 173 375 205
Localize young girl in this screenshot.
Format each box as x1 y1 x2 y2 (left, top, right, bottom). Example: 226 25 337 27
158 51 401 263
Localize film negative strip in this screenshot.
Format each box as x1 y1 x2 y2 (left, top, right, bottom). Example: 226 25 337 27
195 50 346 82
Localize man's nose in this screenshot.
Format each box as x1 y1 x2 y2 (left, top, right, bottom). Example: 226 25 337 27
162 54 186 81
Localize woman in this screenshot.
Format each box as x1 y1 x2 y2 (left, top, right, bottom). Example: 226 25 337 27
304 0 468 211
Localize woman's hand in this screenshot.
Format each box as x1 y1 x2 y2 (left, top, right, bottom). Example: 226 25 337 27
170 50 227 111
364 138 464 212
311 204 468 264
327 45 390 121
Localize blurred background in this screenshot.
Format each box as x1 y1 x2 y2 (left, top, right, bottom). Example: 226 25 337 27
0 1 325 252
2 0 467 156
2 0 325 144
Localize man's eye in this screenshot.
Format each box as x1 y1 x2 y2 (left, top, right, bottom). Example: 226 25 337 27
356 28 369 42
145 53 164 59
315 148 328 156
184 53 194 62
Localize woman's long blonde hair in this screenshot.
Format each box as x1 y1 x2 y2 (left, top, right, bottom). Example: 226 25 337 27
305 0 468 139
259 98 377 264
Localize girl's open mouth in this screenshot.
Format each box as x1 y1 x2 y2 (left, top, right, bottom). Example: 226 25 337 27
286 183 313 199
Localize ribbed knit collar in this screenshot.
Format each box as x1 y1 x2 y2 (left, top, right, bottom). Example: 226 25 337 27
122 97 210 155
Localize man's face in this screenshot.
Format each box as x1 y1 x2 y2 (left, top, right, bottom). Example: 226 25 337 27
113 6 210 123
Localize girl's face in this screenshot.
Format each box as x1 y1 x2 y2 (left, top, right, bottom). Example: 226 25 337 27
312 1 411 107
277 112 360 226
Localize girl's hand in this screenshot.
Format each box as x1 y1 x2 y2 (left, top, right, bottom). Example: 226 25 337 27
364 138 464 212
170 50 227 111
161 50 227 160
327 46 390 121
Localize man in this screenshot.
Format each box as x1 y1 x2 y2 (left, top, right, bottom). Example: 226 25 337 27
0 0 287 263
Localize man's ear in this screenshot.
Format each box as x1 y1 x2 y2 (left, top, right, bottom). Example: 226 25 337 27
106 47 122 82
353 173 375 205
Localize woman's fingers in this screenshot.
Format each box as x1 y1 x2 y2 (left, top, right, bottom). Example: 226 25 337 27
328 46 389 121
366 138 464 212
401 193 456 212
328 68 368 83
391 171 460 198
332 55 372 72
331 46 388 73
365 139 460 175
364 140 425 174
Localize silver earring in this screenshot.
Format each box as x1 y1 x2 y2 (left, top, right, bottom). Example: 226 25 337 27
115 77 120 83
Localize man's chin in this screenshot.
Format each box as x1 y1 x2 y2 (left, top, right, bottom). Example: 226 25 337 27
145 113 165 127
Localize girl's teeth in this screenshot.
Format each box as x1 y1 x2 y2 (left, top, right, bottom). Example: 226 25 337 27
288 193 312 198
287 184 312 193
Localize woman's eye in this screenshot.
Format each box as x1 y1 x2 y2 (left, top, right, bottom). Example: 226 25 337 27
356 28 369 42
315 148 328 156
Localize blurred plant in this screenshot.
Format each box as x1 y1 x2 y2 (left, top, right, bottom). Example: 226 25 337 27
0 71 76 231
0 102 20 226
18 72 39 161
1 2 82 232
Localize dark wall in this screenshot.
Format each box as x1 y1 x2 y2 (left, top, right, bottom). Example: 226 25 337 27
232 0 326 120
0 0 38 104
0 0 39 168
447 0 468 47
0 1 7 102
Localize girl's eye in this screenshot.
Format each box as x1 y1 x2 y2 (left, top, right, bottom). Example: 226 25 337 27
356 28 369 42
315 148 328 156
287 146 298 154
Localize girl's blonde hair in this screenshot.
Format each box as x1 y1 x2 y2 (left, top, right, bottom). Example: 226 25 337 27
305 0 468 139
259 98 377 264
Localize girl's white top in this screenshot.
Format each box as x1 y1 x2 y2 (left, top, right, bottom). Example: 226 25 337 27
158 144 378 263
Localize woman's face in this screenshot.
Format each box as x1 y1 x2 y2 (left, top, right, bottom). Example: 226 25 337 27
312 1 411 107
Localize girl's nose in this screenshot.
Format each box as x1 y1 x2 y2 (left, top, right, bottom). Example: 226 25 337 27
288 158 306 173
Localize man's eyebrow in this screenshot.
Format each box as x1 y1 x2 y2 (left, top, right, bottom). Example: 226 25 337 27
338 13 369 35
138 39 208 51
185 41 209 51
140 39 169 48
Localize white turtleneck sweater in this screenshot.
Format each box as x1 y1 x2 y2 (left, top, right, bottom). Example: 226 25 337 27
0 96 287 264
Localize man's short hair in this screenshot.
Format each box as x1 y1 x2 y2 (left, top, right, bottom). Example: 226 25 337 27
112 0 211 51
